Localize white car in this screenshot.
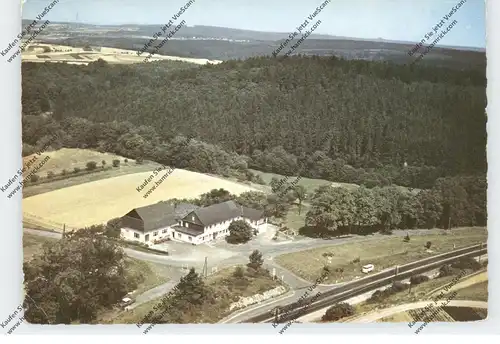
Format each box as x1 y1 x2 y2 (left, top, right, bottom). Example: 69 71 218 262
361 264 374 273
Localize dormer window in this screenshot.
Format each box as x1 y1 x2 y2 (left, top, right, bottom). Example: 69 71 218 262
191 215 195 221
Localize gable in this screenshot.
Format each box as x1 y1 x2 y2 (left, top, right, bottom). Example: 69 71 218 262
182 211 204 226
125 209 142 220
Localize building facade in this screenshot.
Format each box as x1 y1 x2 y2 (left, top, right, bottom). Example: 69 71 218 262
120 200 267 245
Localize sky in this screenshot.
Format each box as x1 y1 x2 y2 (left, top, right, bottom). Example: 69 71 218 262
22 0 486 48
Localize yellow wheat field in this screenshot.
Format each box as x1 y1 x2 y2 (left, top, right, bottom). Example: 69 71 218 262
23 168 259 230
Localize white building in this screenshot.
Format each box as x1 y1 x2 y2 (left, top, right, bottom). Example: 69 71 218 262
120 200 267 245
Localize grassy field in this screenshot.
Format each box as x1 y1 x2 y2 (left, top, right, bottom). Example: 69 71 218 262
249 169 359 194
275 228 487 284
454 280 488 302
22 43 223 65
23 168 260 230
109 266 284 324
23 148 136 176
124 258 174 296
23 232 57 261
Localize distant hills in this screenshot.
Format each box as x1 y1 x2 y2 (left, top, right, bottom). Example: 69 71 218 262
24 20 486 70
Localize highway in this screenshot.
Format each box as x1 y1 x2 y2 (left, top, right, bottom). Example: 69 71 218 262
238 243 487 323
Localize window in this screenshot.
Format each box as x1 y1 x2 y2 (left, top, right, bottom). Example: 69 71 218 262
162 229 167 233
184 222 188 228
153 231 158 236
189 236 192 241
191 215 195 221
134 233 140 239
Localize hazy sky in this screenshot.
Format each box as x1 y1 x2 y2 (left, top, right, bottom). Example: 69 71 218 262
23 0 486 48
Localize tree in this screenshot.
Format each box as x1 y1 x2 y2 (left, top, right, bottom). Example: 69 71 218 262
226 220 254 244
416 190 443 229
23 231 132 324
61 169 67 176
293 185 307 215
425 241 432 249
101 160 106 168
196 188 234 207
306 187 355 235
112 159 120 167
73 167 81 173
248 250 264 270
47 171 55 179
105 217 122 238
404 233 410 242
86 161 97 171
233 266 245 278
30 174 39 183
322 303 355 321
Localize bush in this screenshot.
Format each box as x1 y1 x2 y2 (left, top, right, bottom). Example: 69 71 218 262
391 281 409 292
438 264 454 277
351 257 360 264
403 233 410 242
136 157 144 165
61 169 67 176
124 158 128 163
47 171 55 179
322 303 355 322
226 220 254 244
233 266 245 278
322 252 334 258
451 257 482 271
73 167 81 173
86 161 97 171
410 274 430 285
425 241 432 249
30 174 40 183
248 250 264 269
101 160 106 168
112 159 121 167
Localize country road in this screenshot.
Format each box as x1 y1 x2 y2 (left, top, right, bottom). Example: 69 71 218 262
24 226 485 312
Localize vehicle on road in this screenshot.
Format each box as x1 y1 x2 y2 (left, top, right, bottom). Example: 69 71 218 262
120 297 135 309
361 264 374 273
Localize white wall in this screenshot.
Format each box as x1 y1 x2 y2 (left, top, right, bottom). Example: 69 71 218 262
120 225 172 244
121 217 268 246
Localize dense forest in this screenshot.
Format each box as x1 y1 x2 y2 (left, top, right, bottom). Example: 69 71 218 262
21 55 486 189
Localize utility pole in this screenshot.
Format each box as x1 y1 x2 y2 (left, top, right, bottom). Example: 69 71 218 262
203 256 208 278
448 216 451 230
62 224 66 239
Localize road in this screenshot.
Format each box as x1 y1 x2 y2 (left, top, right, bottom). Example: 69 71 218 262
24 227 485 311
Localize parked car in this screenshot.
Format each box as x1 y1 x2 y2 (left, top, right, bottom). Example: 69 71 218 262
119 297 135 309
361 264 374 273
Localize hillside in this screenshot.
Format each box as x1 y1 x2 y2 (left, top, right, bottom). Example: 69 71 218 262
22 56 486 190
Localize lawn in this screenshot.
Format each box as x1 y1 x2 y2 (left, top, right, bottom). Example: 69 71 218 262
108 266 285 324
454 280 488 302
23 168 260 230
123 258 174 296
275 228 487 284
23 232 57 261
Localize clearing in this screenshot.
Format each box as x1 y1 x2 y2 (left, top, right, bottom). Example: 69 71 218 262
22 148 138 176
23 232 57 261
249 169 359 194
275 228 487 284
23 168 261 230
22 43 223 65
109 266 285 324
